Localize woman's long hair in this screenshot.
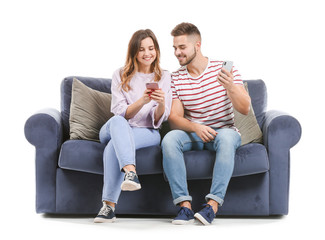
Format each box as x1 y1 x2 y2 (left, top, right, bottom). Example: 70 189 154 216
120 29 162 92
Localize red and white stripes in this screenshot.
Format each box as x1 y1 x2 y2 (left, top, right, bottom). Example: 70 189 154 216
171 59 243 130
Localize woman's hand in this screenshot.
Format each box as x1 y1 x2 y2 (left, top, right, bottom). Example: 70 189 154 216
149 89 165 106
141 89 152 105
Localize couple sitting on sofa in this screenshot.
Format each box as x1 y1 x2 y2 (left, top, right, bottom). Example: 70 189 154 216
93 22 251 226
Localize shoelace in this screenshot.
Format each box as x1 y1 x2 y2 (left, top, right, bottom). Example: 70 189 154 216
178 207 192 217
202 204 215 219
99 203 112 216
125 171 136 180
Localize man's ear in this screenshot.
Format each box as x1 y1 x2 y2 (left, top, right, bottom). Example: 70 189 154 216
195 41 201 52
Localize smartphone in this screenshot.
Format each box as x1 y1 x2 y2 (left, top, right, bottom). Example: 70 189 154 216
146 82 159 90
222 61 233 72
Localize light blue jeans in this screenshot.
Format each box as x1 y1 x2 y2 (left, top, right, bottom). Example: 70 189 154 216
161 128 241 206
99 115 160 204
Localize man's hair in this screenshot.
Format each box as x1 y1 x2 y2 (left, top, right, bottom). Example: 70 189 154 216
171 22 201 39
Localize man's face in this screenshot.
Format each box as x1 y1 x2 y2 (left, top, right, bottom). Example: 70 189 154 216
173 35 197 66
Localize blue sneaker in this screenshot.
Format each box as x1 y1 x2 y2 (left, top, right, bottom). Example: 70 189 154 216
94 202 116 223
172 207 195 225
194 204 216 225
121 171 141 191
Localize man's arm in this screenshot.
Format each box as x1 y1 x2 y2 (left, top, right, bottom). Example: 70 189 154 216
168 99 217 142
227 84 251 115
218 69 251 115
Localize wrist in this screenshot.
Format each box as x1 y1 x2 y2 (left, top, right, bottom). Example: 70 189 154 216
139 96 148 106
227 83 236 94
155 102 165 115
158 101 165 108
191 122 200 133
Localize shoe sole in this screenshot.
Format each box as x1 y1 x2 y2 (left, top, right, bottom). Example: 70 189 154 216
94 217 116 223
121 180 141 191
194 213 211 225
172 219 195 225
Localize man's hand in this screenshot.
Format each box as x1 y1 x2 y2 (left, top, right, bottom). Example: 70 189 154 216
217 68 234 91
169 99 218 142
217 67 251 115
193 123 218 143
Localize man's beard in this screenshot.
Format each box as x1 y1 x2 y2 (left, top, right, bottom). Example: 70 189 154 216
178 48 196 66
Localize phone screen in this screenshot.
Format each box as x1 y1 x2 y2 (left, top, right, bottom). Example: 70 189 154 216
146 83 159 90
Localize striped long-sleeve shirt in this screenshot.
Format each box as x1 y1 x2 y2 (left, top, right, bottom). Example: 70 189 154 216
171 59 243 132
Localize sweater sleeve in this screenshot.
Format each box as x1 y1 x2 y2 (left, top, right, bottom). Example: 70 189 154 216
110 69 128 117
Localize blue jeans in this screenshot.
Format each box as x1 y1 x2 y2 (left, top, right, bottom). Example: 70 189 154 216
99 115 161 204
161 128 241 206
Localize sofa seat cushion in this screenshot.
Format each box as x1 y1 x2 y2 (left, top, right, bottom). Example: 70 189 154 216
58 140 163 175
184 143 269 180
59 140 268 179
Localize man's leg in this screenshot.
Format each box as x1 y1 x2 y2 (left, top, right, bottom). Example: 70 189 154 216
206 128 241 206
162 129 204 224
194 128 241 225
162 129 204 205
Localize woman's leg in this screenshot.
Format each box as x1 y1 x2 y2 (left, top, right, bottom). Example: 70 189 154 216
100 115 161 204
100 115 136 171
120 127 161 190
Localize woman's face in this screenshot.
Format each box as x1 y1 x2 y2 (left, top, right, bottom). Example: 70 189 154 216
136 37 156 70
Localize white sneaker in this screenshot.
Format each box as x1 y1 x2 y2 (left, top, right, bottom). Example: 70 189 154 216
94 202 116 223
121 171 141 191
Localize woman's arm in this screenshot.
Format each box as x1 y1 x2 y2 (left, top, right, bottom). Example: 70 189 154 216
124 89 151 120
150 89 165 124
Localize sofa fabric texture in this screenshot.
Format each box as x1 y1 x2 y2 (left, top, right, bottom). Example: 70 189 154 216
25 76 301 216
233 82 263 145
69 78 114 141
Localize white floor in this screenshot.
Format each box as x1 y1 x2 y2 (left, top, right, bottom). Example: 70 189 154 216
10 209 320 240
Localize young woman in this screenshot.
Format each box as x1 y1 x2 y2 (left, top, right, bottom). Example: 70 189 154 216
94 29 172 223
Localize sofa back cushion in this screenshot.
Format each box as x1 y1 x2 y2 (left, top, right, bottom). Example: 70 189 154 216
69 78 114 142
61 76 112 140
60 77 267 140
245 79 267 128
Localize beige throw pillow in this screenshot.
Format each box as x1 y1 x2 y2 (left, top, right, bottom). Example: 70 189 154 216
69 78 114 142
234 82 263 145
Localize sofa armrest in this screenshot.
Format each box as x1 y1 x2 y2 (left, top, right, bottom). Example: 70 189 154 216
262 110 302 149
262 110 302 215
25 108 63 148
24 108 63 213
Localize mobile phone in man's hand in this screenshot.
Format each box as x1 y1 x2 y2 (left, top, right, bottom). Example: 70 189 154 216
222 61 233 72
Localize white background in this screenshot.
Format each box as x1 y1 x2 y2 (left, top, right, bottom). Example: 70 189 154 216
1 0 324 239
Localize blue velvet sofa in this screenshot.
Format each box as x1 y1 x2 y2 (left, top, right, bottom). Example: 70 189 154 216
24 77 301 216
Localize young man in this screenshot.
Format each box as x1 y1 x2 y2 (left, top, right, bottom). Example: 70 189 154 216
162 22 251 225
